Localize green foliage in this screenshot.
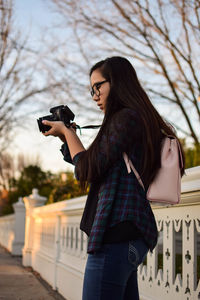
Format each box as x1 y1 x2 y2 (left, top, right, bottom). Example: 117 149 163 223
180 139 200 169
10 165 54 196
1 165 55 215
184 145 200 169
47 172 87 204
1 164 87 215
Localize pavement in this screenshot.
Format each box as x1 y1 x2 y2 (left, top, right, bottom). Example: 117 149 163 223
0 246 66 300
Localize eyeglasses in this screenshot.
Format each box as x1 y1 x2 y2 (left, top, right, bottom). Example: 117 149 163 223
90 80 108 97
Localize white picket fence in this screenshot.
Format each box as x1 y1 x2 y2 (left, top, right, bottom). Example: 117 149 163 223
0 167 199 300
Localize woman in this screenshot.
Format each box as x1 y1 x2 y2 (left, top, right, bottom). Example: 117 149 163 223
42 56 185 300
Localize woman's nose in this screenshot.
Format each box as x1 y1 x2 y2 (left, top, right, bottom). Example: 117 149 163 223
93 94 99 101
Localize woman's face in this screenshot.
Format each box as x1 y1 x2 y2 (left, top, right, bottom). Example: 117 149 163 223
90 69 110 113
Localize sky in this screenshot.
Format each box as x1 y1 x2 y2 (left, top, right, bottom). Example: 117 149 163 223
15 0 51 35
13 0 78 173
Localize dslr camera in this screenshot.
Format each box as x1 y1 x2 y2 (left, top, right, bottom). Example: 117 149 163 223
37 105 75 133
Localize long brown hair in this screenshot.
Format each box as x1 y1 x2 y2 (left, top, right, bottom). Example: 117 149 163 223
76 56 185 189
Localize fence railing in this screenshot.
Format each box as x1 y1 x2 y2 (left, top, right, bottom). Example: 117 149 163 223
0 213 15 252
0 197 25 255
22 193 87 300
0 167 199 300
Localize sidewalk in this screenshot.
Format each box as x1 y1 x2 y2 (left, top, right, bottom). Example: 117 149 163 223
0 246 66 300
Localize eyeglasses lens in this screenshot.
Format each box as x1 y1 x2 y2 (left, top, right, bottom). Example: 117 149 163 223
90 80 107 97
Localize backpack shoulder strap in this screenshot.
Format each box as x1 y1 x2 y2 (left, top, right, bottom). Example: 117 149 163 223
123 153 145 190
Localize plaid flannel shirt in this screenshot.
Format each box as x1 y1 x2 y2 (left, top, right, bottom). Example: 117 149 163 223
61 108 158 253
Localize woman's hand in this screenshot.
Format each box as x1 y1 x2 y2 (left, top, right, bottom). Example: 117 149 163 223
42 120 85 159
42 120 68 137
59 123 77 142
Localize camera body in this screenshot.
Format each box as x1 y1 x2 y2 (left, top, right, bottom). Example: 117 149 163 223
37 105 75 132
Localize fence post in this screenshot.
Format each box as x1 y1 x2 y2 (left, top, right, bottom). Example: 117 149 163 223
53 215 61 290
22 188 46 267
12 197 26 255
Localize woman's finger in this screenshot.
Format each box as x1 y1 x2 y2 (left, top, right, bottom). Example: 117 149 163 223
42 131 51 136
42 120 53 126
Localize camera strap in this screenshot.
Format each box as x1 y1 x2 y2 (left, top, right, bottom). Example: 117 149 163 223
80 125 101 129
73 124 101 135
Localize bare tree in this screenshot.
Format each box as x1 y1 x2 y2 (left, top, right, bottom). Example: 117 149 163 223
0 151 42 190
0 0 102 190
49 0 200 145
0 0 66 151
0 152 14 190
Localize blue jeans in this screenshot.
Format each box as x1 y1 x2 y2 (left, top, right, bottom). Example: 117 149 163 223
82 238 149 300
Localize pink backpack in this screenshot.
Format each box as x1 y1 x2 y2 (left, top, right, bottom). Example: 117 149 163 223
123 134 184 206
